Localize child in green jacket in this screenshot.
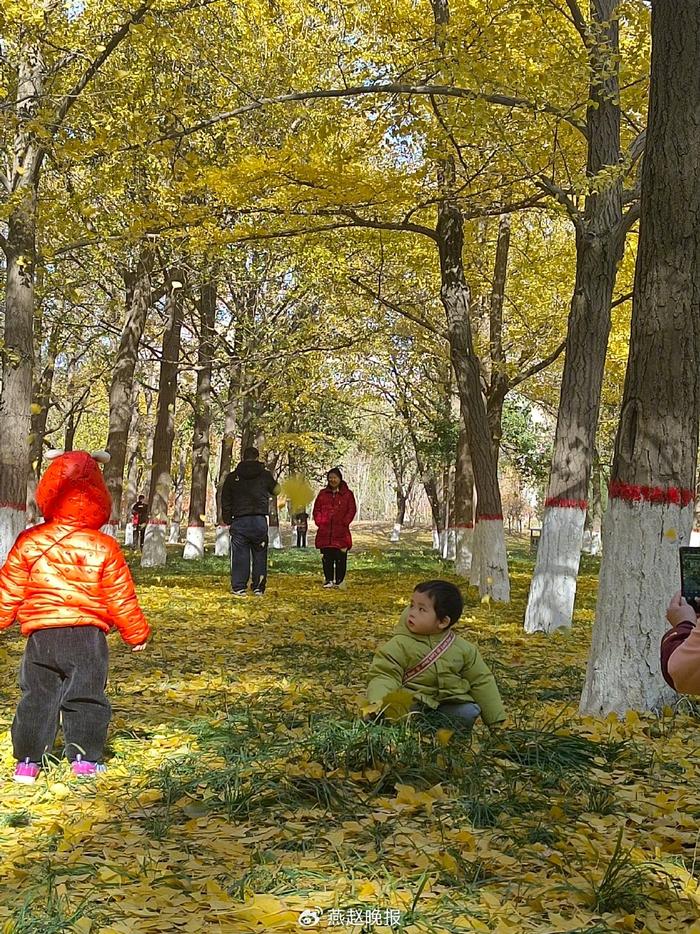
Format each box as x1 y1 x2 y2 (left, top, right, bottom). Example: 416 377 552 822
366 580 506 729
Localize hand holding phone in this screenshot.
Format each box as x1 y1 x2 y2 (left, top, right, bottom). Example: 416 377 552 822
680 547 700 612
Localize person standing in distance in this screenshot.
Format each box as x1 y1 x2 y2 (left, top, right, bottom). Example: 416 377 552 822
313 467 357 588
131 495 149 550
222 447 281 597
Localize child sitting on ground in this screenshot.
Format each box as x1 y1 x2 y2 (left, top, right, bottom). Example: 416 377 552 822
0 450 150 783
366 580 506 729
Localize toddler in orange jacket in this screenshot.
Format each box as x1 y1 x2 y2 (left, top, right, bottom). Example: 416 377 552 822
0 451 150 783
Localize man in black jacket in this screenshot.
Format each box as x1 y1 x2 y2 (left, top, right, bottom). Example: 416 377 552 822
221 447 280 596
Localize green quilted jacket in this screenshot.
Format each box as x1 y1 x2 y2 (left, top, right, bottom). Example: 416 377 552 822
367 608 506 725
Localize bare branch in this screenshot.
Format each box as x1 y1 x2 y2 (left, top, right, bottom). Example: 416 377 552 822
509 338 567 388
563 0 589 42
349 276 447 339
122 82 588 152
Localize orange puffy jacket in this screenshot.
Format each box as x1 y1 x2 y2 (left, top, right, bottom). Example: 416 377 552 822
0 451 149 645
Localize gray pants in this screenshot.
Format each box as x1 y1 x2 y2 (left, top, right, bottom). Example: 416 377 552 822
12 626 111 763
435 701 481 729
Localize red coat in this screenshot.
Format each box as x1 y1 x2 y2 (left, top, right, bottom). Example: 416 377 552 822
313 482 357 550
0 451 150 645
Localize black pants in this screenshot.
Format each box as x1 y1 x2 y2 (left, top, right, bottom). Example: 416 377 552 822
12 627 111 763
135 524 145 548
230 515 269 592
296 528 307 548
321 547 348 584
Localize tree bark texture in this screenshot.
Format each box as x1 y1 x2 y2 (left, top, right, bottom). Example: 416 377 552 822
184 275 216 559
525 0 624 632
103 246 154 529
142 272 185 567
581 0 700 715
454 417 474 576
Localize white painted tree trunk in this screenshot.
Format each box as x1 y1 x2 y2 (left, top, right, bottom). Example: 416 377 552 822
168 522 181 544
0 508 26 565
454 526 473 576
124 522 134 547
469 521 482 587
524 507 587 633
582 529 602 555
432 528 440 551
440 528 456 559
269 524 283 550
478 519 510 602
579 498 691 716
215 525 230 557
183 525 205 559
390 522 402 542
103 522 119 539
141 522 167 567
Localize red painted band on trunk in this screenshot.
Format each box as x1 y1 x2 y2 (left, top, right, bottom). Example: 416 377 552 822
187 522 205 528
545 497 588 510
147 519 168 526
454 522 474 529
0 502 27 512
476 514 504 522
609 481 695 507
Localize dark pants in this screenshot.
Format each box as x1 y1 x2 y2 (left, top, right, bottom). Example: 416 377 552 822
230 515 269 592
135 524 145 549
321 547 348 584
296 528 307 548
12 627 111 763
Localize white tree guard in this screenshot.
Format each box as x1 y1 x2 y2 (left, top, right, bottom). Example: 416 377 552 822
124 523 135 547
215 525 230 557
469 522 482 587
454 527 473 577
269 524 283 550
390 523 402 543
444 528 456 560
478 519 510 602
0 507 26 565
141 522 167 567
432 528 440 551
183 526 205 559
168 522 181 544
524 506 587 634
582 529 602 555
579 498 692 716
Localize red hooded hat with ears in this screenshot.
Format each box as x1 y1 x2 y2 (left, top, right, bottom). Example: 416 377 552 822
36 451 112 529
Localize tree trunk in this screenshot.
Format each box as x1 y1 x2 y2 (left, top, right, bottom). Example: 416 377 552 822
168 444 188 544
269 493 283 549
103 246 154 534
390 488 408 542
123 386 143 537
582 447 603 555
142 271 185 567
27 321 60 524
184 275 216 560
454 416 474 577
215 367 241 556
0 43 43 562
524 0 624 633
487 214 511 463
437 192 510 601
581 0 700 715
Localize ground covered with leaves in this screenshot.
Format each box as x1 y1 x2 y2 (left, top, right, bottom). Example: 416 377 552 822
1 528 700 933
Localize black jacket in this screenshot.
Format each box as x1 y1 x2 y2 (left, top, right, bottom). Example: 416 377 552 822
221 461 279 522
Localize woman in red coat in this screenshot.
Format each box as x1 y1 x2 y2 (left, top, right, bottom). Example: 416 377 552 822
313 468 357 588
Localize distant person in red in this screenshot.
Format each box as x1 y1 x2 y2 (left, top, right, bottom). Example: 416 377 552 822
0 450 150 783
131 495 149 550
313 468 357 588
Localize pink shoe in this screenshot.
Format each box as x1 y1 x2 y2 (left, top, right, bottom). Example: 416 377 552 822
70 754 107 777
14 759 41 785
